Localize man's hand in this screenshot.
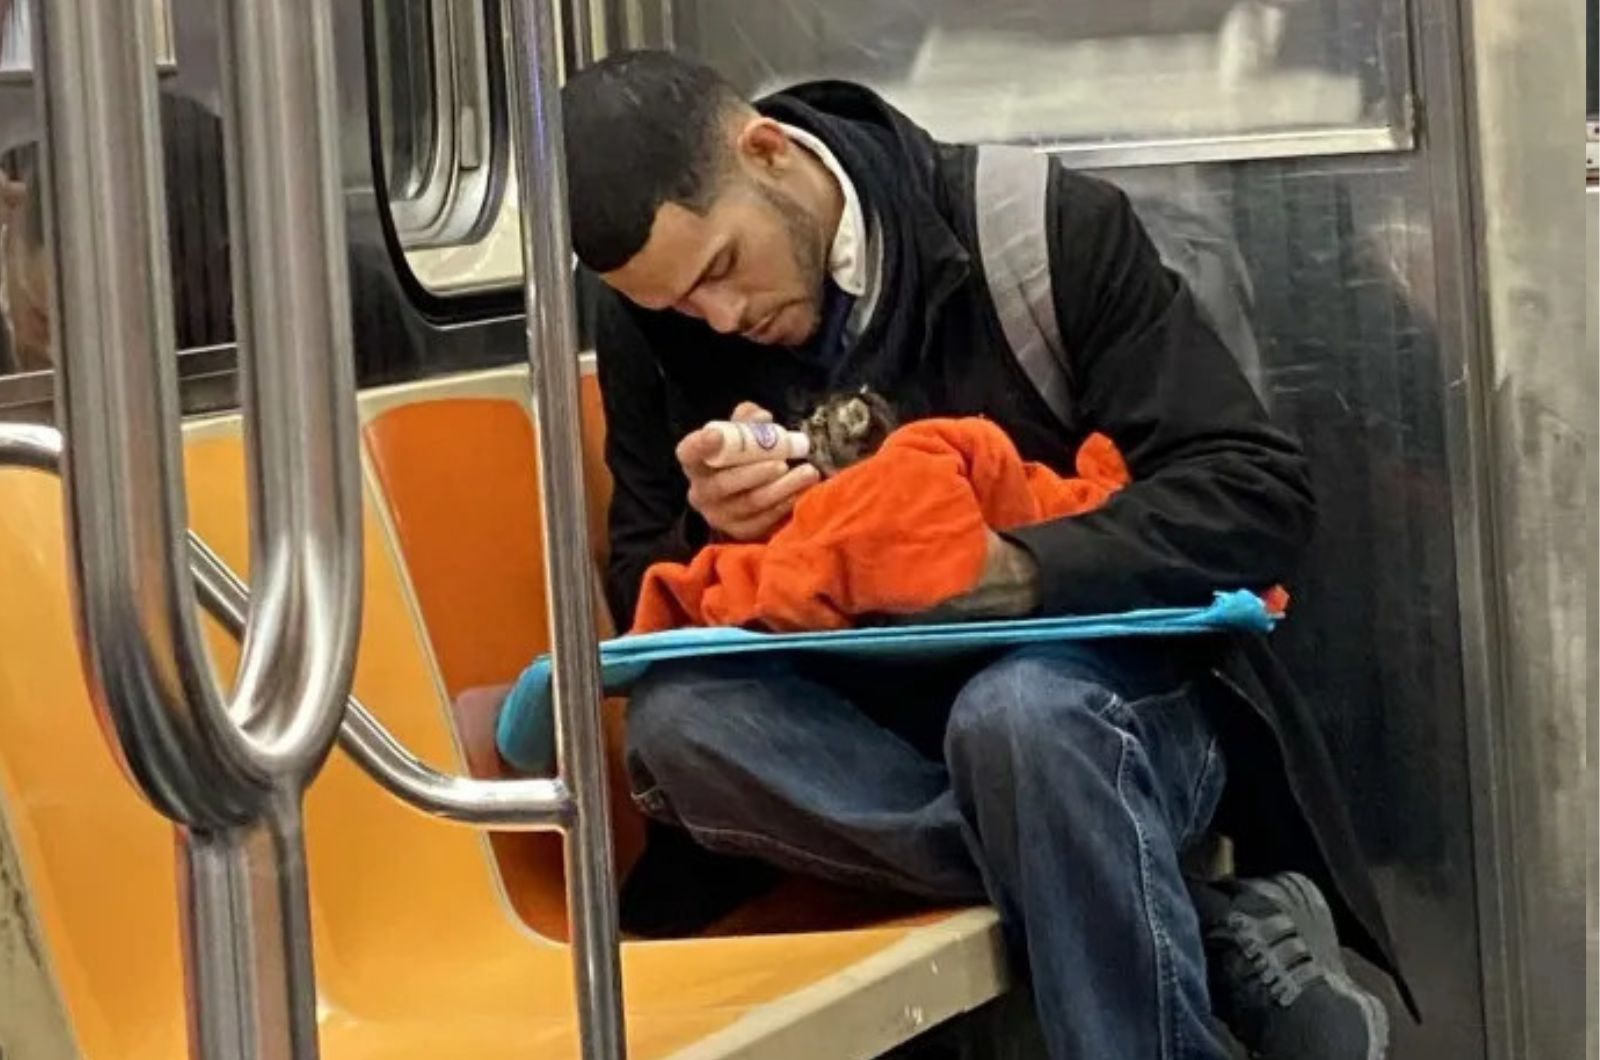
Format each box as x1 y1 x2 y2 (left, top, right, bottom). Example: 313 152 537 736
678 402 820 541
928 531 1040 619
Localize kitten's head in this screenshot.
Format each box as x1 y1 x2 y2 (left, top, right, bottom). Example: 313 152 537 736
800 386 897 477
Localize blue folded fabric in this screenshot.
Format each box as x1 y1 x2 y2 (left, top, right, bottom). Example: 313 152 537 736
495 590 1275 775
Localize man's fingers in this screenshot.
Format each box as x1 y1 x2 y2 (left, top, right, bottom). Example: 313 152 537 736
720 462 819 519
723 489 805 541
675 425 723 471
688 460 788 509
679 411 817 539
679 405 773 476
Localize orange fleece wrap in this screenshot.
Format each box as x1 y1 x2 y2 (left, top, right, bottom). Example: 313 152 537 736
632 418 1132 634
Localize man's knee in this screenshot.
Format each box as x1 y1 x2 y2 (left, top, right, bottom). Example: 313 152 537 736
944 649 1124 767
626 663 728 784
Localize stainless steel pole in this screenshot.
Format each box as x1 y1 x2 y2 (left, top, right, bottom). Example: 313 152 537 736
503 0 627 1055
564 0 600 70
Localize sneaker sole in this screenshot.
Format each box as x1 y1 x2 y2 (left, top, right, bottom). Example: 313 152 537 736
1242 872 1391 1060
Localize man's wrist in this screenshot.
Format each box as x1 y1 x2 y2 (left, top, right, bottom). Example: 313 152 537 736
985 536 1041 616
934 533 1040 619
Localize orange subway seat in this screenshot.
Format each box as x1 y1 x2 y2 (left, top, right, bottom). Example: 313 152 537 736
361 388 642 939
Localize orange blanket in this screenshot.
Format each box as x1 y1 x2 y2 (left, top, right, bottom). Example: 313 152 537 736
633 417 1132 633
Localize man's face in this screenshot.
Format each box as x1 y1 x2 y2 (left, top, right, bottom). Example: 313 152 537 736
601 123 829 348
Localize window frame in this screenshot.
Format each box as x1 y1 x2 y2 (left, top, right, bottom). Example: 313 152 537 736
377 0 1422 304
375 0 508 250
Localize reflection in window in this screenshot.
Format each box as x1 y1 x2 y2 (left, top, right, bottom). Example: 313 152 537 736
0 90 427 383
0 94 234 377
0 0 29 74
0 0 176 76
669 0 1405 148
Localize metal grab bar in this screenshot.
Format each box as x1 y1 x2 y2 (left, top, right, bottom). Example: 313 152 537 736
0 423 572 830
186 531 575 830
504 0 627 1056
35 1 361 1056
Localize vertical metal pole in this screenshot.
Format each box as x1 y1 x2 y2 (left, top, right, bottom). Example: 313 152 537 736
179 800 320 1058
1456 0 1594 1056
504 1 627 1058
564 0 600 70
656 0 675 50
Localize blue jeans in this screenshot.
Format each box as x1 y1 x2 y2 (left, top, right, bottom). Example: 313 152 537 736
625 642 1231 1060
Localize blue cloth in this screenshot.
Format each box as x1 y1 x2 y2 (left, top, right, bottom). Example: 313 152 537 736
624 642 1232 1059
495 590 1273 775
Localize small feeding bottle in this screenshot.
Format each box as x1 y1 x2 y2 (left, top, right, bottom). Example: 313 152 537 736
703 420 812 468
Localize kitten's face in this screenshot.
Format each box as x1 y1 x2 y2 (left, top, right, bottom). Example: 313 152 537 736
801 389 897 477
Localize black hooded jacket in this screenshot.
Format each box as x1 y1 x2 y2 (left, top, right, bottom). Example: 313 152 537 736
587 81 1413 1014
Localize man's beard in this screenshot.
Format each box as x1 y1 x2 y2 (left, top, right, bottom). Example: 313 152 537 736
753 180 828 336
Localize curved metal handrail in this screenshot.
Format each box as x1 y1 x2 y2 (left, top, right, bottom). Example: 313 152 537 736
0 423 571 831
186 533 574 830
41 0 360 829
35 1 361 1055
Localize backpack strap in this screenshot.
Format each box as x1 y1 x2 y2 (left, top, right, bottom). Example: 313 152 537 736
973 144 1074 429
974 145 1266 426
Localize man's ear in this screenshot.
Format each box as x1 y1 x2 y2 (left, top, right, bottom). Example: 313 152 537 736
733 117 795 178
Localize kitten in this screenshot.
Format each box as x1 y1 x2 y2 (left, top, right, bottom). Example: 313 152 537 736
798 386 898 478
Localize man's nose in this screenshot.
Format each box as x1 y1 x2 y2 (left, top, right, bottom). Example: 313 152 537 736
686 287 747 335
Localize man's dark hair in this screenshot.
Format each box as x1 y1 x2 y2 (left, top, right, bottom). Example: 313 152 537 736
562 50 746 272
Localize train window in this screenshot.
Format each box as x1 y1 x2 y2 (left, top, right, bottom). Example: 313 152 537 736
662 0 1414 166
376 0 1415 299
0 0 176 78
0 1 212 398
0 93 234 384
374 0 526 296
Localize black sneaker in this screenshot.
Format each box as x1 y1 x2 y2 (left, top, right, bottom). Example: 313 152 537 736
1194 872 1390 1060
618 821 780 938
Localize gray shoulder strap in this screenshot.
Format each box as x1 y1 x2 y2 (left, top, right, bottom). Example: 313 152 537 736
975 146 1268 422
974 145 1073 427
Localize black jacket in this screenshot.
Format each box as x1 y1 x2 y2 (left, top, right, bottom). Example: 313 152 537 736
588 81 1413 1014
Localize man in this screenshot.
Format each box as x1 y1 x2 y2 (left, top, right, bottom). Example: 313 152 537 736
564 50 1409 1059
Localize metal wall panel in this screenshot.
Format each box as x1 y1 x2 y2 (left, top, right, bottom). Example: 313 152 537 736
1458 0 1596 1055
1103 154 1487 1059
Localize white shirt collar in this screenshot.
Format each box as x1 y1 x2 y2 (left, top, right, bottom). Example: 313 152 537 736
778 122 870 300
